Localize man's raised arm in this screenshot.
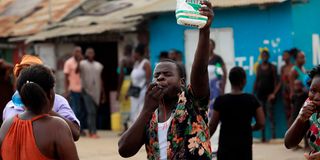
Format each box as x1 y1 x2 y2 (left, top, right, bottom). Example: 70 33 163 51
191 1 214 98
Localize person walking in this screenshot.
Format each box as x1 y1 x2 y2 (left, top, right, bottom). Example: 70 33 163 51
80 48 105 138
209 67 265 160
118 2 213 159
0 65 79 160
64 46 86 136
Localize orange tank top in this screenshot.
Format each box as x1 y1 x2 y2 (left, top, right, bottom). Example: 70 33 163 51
1 114 52 160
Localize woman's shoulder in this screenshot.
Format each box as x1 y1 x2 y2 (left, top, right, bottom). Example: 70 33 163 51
46 116 68 127
142 59 151 67
142 58 150 64
38 116 68 130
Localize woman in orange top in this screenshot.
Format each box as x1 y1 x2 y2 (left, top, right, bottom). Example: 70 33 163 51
0 65 79 160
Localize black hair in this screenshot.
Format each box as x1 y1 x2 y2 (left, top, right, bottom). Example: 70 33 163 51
229 66 246 86
289 48 300 60
16 65 55 114
159 51 169 59
307 65 320 87
283 50 290 55
158 58 185 80
134 44 146 56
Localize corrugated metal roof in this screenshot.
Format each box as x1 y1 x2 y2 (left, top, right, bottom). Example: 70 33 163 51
25 0 288 42
1 0 42 17
25 0 144 42
0 0 80 37
0 16 18 37
128 0 288 16
0 0 41 37
11 0 80 37
26 21 139 43
0 0 14 14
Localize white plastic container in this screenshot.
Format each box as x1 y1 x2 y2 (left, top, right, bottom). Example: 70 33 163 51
176 0 208 28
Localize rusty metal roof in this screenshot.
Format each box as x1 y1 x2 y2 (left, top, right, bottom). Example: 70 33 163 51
0 0 46 37
0 16 18 37
0 0 14 14
25 0 288 42
26 0 144 42
11 0 81 37
0 0 80 38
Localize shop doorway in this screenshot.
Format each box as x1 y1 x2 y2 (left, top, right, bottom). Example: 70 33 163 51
79 42 118 130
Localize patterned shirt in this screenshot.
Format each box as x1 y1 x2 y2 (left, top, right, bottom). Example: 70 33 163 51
307 113 320 154
145 86 212 160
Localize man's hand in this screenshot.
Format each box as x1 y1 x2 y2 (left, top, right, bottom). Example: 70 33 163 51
143 83 164 114
199 1 214 30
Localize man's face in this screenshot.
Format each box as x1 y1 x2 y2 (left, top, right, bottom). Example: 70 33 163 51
132 52 140 61
153 62 182 98
86 49 95 61
261 52 269 62
74 47 83 60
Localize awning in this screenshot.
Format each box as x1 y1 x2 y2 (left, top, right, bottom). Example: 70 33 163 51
25 21 139 43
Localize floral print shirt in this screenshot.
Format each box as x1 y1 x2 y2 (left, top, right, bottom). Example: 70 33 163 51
145 86 212 160
307 113 320 154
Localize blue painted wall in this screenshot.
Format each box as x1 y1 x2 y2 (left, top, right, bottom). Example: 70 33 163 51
292 0 320 69
149 1 293 139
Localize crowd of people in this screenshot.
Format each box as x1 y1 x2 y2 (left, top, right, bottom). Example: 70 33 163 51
0 1 320 159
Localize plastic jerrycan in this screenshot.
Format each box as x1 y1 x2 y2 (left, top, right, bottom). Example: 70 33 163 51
176 0 208 28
